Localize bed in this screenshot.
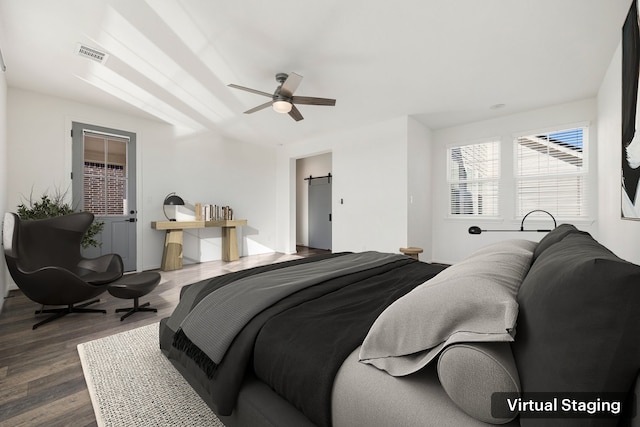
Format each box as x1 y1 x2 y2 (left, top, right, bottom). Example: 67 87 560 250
160 251 452 426
160 227 640 426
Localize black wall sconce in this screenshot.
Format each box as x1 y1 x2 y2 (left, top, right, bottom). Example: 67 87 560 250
468 210 557 235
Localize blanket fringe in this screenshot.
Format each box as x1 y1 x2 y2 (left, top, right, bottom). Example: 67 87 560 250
173 328 219 379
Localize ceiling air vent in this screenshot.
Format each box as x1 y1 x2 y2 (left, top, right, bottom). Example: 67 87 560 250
76 43 109 64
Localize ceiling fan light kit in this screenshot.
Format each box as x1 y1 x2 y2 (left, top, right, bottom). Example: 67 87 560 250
272 100 292 113
228 72 336 121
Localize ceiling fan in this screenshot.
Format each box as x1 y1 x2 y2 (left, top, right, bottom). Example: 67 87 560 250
228 72 336 121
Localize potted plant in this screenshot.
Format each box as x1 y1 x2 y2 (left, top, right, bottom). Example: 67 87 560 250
17 187 104 249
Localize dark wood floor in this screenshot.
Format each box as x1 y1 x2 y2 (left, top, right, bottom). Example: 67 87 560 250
0 247 328 427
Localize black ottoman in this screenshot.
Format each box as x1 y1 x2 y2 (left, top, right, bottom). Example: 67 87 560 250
108 272 161 321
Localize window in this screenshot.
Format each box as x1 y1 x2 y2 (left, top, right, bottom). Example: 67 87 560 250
447 141 500 216
514 126 588 218
83 132 129 216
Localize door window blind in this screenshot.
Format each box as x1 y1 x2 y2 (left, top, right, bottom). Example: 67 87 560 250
447 141 500 216
515 127 588 218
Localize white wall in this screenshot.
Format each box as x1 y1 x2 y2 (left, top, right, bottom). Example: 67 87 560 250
6 88 278 277
296 153 332 247
407 116 434 260
277 117 413 255
597 43 640 264
0 51 7 313
431 99 599 264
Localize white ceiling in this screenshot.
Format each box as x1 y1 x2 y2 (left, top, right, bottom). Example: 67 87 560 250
0 0 632 145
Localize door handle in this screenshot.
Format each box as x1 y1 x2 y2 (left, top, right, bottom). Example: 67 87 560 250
128 218 137 223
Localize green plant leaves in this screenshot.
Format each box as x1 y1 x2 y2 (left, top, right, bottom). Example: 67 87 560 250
17 191 104 249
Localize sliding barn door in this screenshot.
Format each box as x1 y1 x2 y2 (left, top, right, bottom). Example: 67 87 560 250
308 177 332 250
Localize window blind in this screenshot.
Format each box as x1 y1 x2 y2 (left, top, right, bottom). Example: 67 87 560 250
515 127 588 218
447 141 499 216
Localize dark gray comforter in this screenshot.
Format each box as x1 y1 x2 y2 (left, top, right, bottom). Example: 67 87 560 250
178 252 406 366
160 252 446 427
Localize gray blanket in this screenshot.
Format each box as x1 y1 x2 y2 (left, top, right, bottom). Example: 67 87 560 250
179 251 405 365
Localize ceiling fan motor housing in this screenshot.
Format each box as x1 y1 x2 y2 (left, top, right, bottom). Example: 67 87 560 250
275 73 289 84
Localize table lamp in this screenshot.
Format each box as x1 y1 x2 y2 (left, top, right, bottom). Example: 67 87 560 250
163 193 184 221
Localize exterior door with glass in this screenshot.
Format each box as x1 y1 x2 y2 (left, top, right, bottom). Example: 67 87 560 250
72 122 137 271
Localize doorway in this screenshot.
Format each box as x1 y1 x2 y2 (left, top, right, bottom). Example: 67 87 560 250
71 122 137 271
296 153 332 251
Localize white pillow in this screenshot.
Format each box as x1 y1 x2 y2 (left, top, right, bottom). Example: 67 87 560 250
358 239 536 376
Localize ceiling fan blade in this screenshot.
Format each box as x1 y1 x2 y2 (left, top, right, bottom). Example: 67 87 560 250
288 104 304 121
244 101 273 114
279 72 303 97
291 96 336 106
228 84 273 98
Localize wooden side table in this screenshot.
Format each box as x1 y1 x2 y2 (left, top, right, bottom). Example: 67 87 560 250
400 247 423 260
151 219 248 271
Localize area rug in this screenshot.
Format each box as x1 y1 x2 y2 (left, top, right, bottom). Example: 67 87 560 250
78 323 224 427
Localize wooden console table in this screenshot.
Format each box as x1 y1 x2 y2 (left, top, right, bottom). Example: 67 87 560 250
151 219 248 271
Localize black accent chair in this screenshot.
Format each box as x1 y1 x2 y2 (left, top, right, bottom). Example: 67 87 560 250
3 212 124 329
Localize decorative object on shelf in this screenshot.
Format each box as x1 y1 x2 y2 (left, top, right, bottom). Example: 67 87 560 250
195 203 234 221
163 192 184 221
468 210 557 235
